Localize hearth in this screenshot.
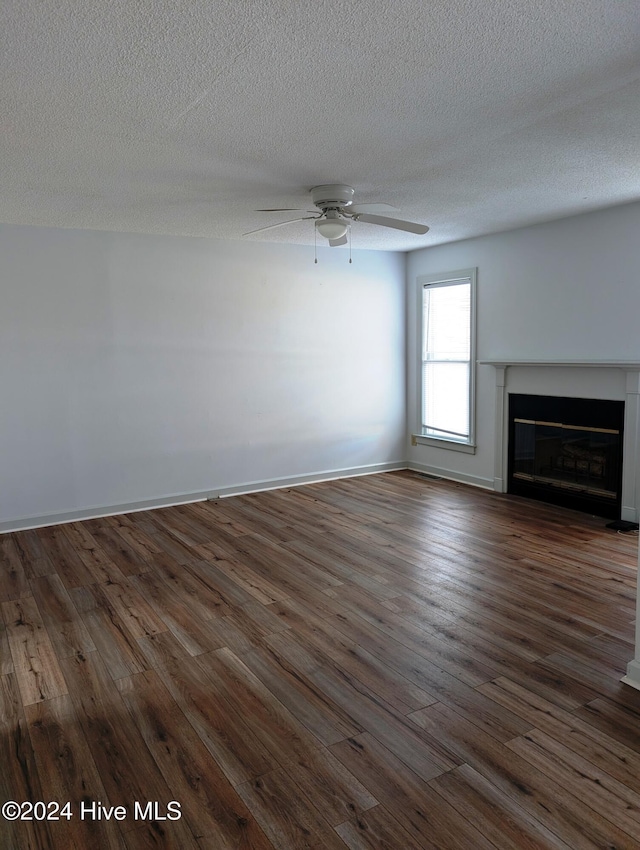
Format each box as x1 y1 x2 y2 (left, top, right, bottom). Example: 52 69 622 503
508 394 624 518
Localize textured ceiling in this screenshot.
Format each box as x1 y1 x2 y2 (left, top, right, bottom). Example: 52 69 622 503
2 0 639 251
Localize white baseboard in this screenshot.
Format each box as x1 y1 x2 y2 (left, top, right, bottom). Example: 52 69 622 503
406 461 494 490
622 660 640 691
207 462 405 501
0 461 406 534
0 491 212 535
621 504 639 523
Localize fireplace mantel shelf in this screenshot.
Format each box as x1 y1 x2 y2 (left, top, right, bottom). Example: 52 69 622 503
479 360 640 369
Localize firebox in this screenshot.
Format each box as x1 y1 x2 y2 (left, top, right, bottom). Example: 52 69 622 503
508 394 624 519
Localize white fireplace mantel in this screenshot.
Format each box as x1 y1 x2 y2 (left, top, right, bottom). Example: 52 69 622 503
482 359 640 522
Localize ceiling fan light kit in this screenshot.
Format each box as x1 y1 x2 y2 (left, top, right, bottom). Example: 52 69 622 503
315 212 349 241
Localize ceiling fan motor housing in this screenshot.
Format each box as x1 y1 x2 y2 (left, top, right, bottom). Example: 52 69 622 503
311 184 355 211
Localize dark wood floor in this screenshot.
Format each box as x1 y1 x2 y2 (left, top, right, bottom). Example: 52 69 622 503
2 471 640 849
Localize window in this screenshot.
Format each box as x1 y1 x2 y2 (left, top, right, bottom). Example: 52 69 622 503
418 268 476 450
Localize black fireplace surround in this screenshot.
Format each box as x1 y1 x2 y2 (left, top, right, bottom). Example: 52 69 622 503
508 394 624 519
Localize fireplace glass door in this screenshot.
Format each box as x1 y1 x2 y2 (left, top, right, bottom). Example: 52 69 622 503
512 419 620 501
508 395 624 518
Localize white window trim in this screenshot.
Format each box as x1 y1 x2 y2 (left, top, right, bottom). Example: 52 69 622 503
413 268 477 453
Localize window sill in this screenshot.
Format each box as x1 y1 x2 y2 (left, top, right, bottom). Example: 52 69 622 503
411 434 476 454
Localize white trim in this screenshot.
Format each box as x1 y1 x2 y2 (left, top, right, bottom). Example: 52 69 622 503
412 434 476 454
493 366 507 492
622 370 640 523
487 362 640 518
0 492 212 534
417 267 477 449
207 462 405 500
407 460 493 490
622 660 640 691
0 461 406 534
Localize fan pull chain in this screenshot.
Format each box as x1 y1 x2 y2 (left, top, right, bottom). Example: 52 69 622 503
314 226 318 263
349 224 352 263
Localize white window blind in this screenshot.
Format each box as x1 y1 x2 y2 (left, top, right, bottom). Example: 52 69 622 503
421 274 474 443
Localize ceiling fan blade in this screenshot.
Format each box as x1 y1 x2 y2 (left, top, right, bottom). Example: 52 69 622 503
255 207 305 212
349 203 399 214
328 234 348 247
354 213 429 235
243 216 317 236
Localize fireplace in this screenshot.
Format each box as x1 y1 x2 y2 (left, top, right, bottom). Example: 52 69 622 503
508 394 624 519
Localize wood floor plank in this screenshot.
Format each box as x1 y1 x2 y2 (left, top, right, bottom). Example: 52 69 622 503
10 531 55 580
281 747 378 827
183 557 256 607
381 591 550 662
136 629 192 669
187 498 253 537
236 768 348 850
506 727 640 840
324 581 501 687
123 821 199 850
335 804 428 850
25 693 126 849
96 579 168 640
30 573 96 660
200 556 290 605
116 669 273 849
59 651 178 814
264 629 459 781
69 584 151 679
574 697 640 753
60 522 128 584
82 519 153 576
0 605 14 674
103 513 164 561
154 653 278 787
203 613 269 655
406 574 604 658
151 551 235 619
200 646 325 763
35 524 97 588
282 538 396 599
139 508 212 549
430 763 574 850
128 571 225 656
0 535 31 601
0 673 51 850
270 596 438 713
1 596 68 705
325 606 531 741
411 700 640 849
330 732 496 850
240 645 362 746
238 599 293 636
239 532 344 592
478 676 640 789
541 650 634 701
135 517 204 565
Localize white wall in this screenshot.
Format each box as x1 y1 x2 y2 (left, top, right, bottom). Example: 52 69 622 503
0 225 406 530
407 200 640 487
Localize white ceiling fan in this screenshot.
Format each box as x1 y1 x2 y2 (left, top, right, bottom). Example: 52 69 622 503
243 184 429 246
